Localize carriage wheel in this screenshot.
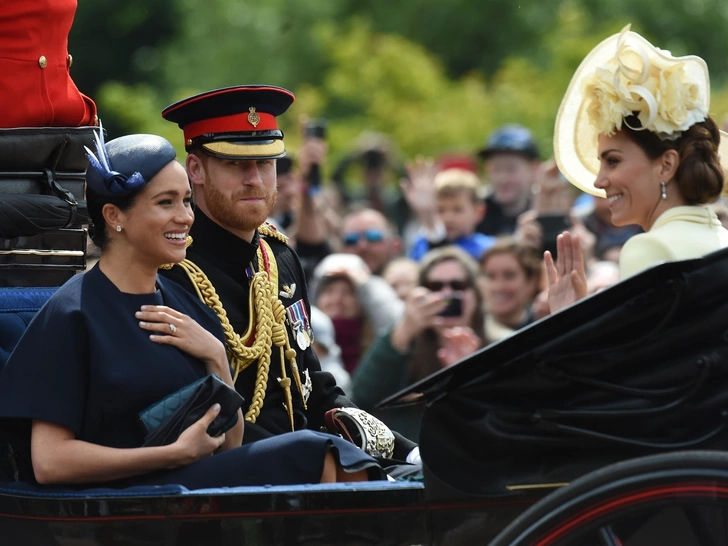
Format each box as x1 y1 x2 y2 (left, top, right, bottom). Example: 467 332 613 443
488 451 728 546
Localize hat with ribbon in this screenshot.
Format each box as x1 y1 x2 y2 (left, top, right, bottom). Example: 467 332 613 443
85 124 177 197
554 25 728 197
161 85 295 160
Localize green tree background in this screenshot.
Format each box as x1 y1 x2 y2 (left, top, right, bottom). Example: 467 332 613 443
68 0 728 166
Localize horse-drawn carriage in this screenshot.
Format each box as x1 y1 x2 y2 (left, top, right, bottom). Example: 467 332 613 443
2 128 728 545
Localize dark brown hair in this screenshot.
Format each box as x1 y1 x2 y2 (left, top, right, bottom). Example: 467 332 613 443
622 115 724 205
87 189 140 249
408 246 485 384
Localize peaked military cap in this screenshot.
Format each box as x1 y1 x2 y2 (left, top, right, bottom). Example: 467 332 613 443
161 85 295 160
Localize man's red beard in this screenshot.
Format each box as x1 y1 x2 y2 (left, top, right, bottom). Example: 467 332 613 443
202 183 277 234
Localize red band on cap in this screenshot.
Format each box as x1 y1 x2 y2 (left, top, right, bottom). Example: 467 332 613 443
183 111 278 142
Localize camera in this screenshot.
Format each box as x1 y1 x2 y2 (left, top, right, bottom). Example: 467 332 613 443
536 214 572 256
362 149 386 170
303 119 327 191
304 119 327 139
439 294 463 317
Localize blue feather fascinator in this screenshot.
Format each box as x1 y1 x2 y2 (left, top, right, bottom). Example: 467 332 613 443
85 124 177 198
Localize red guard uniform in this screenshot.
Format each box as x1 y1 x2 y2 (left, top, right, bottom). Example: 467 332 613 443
0 0 97 128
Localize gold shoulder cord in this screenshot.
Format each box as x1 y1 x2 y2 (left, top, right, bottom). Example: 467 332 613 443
167 225 306 430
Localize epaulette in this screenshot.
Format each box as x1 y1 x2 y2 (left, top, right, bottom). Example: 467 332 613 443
258 222 289 245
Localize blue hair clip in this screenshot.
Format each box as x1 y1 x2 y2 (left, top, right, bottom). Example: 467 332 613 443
84 122 147 197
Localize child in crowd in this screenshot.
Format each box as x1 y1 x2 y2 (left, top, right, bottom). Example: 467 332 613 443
381 257 420 301
409 168 495 261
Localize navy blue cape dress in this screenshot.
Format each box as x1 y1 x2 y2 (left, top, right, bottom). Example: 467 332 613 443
0 265 383 488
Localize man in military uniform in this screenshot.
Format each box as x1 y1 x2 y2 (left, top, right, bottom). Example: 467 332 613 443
160 86 417 463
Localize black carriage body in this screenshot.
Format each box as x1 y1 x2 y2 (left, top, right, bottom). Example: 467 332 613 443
0 230 86 287
381 247 728 503
0 481 549 545
3 127 728 543
0 127 94 287
4 251 728 544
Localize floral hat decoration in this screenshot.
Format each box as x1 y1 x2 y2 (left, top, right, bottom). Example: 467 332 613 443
554 25 728 197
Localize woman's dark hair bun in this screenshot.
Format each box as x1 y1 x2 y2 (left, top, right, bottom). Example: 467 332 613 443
673 118 724 205
624 115 724 205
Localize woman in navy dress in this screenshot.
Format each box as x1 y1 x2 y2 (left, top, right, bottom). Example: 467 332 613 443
0 130 384 488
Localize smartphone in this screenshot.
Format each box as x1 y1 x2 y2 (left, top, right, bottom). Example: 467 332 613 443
537 214 572 256
304 119 327 139
362 149 386 170
303 120 327 191
439 294 463 317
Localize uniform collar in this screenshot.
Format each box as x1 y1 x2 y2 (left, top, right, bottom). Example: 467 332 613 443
189 207 260 269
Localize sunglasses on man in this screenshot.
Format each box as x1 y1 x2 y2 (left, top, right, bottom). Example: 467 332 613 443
342 229 386 246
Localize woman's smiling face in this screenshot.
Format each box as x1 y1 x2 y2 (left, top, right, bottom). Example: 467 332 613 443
594 131 663 229
480 252 534 325
114 161 194 267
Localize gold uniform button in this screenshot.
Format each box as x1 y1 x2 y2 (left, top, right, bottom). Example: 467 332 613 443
38 55 48 68
67 54 73 67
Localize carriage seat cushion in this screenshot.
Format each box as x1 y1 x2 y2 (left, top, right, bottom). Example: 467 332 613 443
0 287 58 371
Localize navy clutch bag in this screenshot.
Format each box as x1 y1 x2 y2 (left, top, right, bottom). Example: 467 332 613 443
138 374 245 447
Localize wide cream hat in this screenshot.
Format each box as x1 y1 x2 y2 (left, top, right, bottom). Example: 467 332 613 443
554 25 728 197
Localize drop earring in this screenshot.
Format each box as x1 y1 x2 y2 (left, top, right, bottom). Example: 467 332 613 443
660 180 667 200
116 225 122 232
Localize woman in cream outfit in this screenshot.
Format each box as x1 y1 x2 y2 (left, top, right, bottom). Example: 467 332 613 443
548 25 728 311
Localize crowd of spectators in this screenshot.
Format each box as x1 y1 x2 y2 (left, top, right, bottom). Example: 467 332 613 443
265 119 728 440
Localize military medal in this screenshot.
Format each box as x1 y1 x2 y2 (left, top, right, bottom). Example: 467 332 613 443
299 301 313 345
292 327 304 350
286 299 312 350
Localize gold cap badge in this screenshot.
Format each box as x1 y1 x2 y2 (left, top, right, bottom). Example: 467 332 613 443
247 107 260 128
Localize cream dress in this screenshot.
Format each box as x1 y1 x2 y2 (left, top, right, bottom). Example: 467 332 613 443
619 206 728 278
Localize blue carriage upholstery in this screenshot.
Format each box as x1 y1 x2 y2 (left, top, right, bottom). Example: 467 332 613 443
0 479 423 499
0 287 58 371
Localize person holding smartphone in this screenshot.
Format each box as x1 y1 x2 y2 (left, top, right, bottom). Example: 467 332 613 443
272 119 336 280
351 246 484 442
